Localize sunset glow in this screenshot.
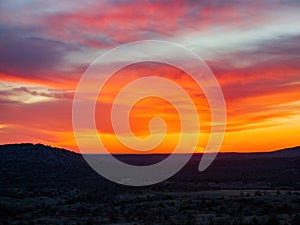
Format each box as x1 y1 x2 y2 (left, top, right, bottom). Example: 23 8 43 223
0 0 299 153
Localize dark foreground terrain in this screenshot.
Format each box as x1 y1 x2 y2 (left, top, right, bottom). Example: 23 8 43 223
0 144 300 225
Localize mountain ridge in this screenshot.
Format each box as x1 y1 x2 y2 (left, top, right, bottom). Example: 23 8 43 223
1 142 299 192
0 143 299 156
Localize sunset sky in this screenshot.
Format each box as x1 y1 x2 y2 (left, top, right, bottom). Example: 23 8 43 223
0 0 299 153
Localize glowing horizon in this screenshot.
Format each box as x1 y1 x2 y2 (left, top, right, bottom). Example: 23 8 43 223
0 0 299 153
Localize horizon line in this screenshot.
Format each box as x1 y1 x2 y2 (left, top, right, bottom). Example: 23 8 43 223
0 142 299 155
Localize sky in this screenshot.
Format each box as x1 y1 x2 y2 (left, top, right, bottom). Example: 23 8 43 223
0 0 299 153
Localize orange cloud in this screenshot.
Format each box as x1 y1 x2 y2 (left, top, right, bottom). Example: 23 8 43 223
1 0 299 153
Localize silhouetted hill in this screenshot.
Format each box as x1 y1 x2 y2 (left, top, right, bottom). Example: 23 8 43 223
1 143 300 225
0 143 81 165
0 143 110 195
0 143 299 191
269 146 300 157
0 143 87 177
212 146 300 160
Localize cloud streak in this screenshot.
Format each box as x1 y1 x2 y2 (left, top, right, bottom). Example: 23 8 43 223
0 0 299 152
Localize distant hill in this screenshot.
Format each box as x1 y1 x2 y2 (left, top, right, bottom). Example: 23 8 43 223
1 143 299 158
0 143 299 191
0 143 109 192
1 143 300 225
0 143 79 160
0 143 300 157
269 146 300 157
213 146 300 160
0 143 85 170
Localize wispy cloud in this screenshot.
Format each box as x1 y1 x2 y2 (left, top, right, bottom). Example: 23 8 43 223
0 0 299 152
